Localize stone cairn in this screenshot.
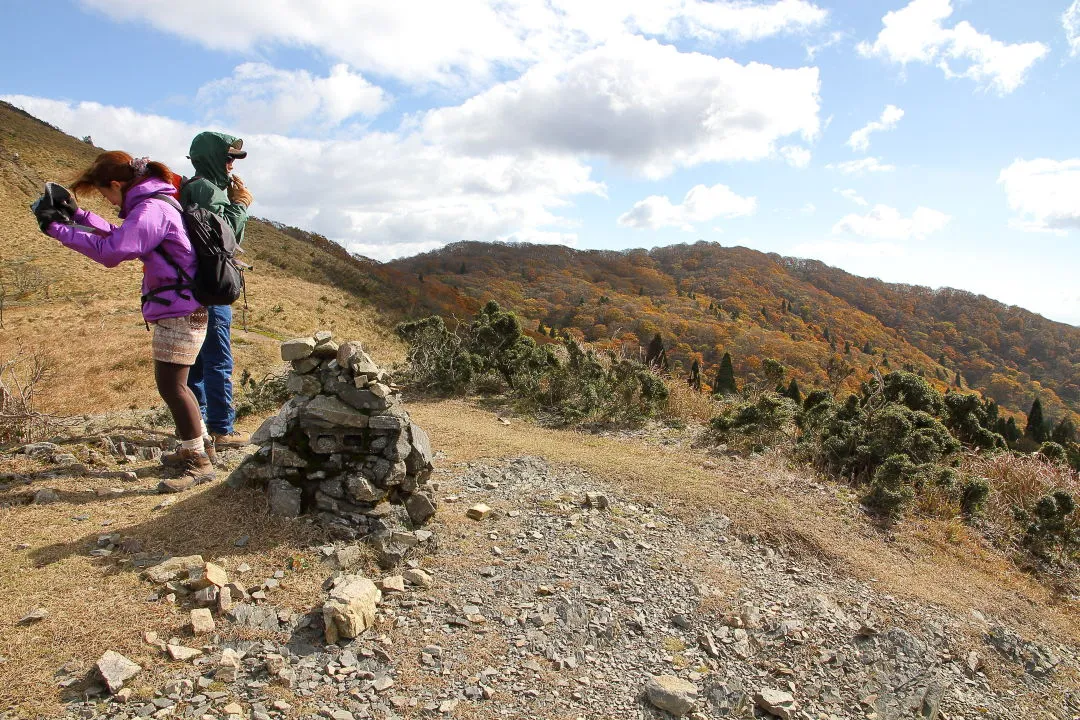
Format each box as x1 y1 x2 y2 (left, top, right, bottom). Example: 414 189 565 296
229 331 436 566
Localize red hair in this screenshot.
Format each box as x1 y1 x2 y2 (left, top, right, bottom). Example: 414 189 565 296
71 150 179 198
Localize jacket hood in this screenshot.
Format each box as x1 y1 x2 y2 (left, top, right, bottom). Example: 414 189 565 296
121 177 178 218
188 131 241 188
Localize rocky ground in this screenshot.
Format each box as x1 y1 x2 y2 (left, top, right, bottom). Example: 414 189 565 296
24 452 1079 720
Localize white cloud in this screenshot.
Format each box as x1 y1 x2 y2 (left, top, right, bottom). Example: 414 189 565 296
2 94 602 261
77 0 827 87
847 104 904 152
801 202 816 214
857 0 1048 94
779 145 812 168
832 204 951 241
836 188 868 206
196 63 390 135
806 30 845 59
998 158 1080 233
618 183 756 230
1066 1 1080 57
423 35 821 179
827 157 895 175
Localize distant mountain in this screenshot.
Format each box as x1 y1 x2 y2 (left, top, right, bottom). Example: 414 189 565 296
389 241 1080 424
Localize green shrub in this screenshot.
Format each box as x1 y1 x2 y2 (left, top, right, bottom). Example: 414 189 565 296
1037 441 1067 463
711 392 797 452
1017 490 1076 559
960 477 990 516
863 455 917 516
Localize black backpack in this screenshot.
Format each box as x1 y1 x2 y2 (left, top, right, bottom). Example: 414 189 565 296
141 194 246 308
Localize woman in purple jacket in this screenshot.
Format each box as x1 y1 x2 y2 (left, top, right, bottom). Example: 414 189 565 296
40 151 215 491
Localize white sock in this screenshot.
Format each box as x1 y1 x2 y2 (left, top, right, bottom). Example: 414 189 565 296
200 420 210 439
181 437 204 452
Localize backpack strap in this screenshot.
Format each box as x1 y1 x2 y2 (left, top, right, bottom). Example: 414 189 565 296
140 194 193 307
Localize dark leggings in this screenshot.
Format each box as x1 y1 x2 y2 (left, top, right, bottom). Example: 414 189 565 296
155 361 203 441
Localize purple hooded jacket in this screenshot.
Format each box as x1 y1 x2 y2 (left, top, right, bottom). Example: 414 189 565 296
48 177 202 323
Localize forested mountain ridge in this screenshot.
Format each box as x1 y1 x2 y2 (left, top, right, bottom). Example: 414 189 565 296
389 240 1080 425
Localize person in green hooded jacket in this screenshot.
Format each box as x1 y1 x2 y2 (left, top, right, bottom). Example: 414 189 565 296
176 131 254 453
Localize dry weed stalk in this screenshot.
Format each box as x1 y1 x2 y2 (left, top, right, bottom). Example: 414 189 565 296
0 347 71 446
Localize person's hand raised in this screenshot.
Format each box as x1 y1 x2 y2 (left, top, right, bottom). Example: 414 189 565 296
228 175 253 207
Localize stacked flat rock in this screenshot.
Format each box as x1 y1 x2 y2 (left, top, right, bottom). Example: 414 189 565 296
229 331 437 553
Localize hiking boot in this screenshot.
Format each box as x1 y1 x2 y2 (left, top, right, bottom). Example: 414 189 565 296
157 476 195 494
162 448 216 486
161 437 217 467
212 430 251 448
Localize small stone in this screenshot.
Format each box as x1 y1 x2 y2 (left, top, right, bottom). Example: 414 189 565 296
378 575 406 593
215 648 241 681
167 645 202 661
754 688 796 720
281 337 316 361
222 702 243 715
234 535 250 548
267 477 302 517
32 488 59 504
402 568 433 588
585 492 609 509
96 650 141 693
193 586 219 606
466 503 492 521
645 675 697 717
144 555 205 584
373 676 395 692
405 493 437 524
323 575 382 644
218 585 234 613
190 608 215 634
17 607 48 625
189 562 228 590
115 687 133 703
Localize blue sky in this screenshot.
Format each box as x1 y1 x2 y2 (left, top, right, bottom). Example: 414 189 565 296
3 0 1079 324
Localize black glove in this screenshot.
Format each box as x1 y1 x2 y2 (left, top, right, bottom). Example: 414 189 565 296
30 182 78 234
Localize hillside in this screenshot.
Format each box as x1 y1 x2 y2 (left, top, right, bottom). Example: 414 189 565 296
390 241 1080 425
0 101 404 416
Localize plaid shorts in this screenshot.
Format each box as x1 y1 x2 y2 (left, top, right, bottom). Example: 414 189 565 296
152 308 208 365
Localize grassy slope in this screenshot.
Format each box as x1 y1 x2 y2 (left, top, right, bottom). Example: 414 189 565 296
0 102 403 417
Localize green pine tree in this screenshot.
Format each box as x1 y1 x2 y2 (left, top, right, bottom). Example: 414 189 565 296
786 378 802 404
1025 398 1048 442
713 352 737 395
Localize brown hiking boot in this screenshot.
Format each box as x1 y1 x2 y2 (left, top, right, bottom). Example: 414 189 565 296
211 431 251 448
160 448 216 488
161 437 217 467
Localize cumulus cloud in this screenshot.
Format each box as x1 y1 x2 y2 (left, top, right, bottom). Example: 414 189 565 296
836 188 868 206
998 158 1080 232
826 157 895 175
2 94 602 260
779 145 812 168
792 239 905 261
832 204 951 241
857 0 1048 94
847 104 904 152
77 0 827 87
196 63 390 135
618 183 757 230
1066 1 1080 57
423 35 821 179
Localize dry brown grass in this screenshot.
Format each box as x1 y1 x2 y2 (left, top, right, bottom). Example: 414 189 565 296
409 399 1080 644
661 380 718 424
965 452 1080 553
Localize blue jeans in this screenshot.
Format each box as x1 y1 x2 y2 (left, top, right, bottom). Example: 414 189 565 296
187 305 235 435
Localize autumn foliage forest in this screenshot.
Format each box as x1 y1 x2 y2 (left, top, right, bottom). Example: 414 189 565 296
381 241 1080 429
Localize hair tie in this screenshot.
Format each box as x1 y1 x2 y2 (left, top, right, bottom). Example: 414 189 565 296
130 156 150 178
